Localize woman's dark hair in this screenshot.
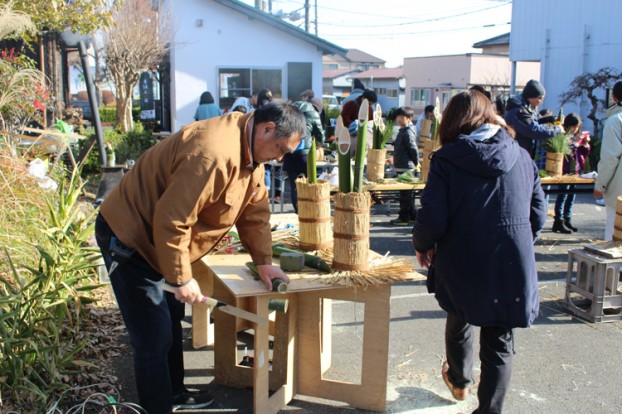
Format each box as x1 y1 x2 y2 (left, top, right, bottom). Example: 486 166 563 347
253 103 306 140
257 88 273 108
360 89 377 103
495 95 507 116
199 91 214 105
438 89 512 145
563 112 582 129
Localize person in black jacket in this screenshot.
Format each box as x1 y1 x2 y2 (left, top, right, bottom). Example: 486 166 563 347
504 79 563 159
390 106 419 225
282 99 325 212
413 90 547 414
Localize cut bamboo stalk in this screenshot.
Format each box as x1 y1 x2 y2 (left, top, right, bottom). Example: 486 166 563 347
337 128 352 193
353 99 369 193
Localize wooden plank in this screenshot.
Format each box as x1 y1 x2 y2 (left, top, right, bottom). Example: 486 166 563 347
191 261 213 349
540 176 595 185
253 295 284 414
583 241 622 259
21 126 86 140
213 279 254 388
201 253 424 298
296 285 391 412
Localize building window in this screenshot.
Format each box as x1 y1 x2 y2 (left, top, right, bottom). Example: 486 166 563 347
218 68 282 110
323 63 338 70
410 88 431 107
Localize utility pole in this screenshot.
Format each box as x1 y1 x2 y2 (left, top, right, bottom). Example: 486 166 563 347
304 0 310 32
314 0 318 35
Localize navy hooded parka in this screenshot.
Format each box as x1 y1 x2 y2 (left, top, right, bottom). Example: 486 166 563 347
412 127 547 329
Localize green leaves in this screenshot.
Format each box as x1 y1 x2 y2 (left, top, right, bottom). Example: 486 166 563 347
0 167 104 409
543 133 571 155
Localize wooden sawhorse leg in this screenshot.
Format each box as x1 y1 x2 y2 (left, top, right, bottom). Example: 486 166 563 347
296 284 391 412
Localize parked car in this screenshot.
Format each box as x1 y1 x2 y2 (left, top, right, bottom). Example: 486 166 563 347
322 95 341 111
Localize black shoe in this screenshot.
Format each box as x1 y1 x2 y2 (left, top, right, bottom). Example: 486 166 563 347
564 219 578 232
172 388 214 411
552 219 571 234
390 218 410 226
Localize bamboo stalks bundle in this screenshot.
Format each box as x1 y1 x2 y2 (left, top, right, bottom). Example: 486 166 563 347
419 119 432 141
420 139 440 182
367 103 389 182
545 152 564 177
333 191 371 271
296 177 332 251
366 148 386 182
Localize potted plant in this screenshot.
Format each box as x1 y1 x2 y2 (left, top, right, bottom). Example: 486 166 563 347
542 133 570 178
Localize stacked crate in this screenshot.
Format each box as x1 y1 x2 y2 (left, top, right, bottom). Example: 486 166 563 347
564 248 622 322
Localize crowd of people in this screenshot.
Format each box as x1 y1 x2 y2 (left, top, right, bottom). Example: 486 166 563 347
97 78 620 413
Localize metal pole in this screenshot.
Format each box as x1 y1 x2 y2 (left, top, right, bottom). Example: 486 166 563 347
78 40 106 165
314 0 318 36
305 0 310 32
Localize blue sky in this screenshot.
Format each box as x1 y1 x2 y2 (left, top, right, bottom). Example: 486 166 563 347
239 0 513 67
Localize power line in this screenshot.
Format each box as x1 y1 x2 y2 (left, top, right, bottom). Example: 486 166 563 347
272 0 511 23
323 21 511 39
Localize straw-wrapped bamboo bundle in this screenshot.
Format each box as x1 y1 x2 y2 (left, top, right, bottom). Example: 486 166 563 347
296 177 332 251
333 191 371 271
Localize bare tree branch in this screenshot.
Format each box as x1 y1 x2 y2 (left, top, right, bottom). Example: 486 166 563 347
102 0 172 132
559 67 622 139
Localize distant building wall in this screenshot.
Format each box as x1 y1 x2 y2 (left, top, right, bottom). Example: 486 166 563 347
510 0 622 127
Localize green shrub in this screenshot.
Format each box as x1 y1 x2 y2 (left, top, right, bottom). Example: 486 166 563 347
114 125 158 164
76 124 157 177
98 106 117 123
97 106 141 125
0 169 105 410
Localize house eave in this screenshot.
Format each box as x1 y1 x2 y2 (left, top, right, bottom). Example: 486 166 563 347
212 0 347 56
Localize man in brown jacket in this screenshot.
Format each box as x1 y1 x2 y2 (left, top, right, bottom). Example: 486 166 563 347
95 103 305 413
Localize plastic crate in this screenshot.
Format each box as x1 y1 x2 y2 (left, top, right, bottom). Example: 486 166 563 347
564 249 622 322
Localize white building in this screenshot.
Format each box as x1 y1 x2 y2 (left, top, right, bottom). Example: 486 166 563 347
509 0 622 133
169 0 345 131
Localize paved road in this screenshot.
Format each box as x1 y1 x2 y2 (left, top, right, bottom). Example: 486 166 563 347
113 193 622 413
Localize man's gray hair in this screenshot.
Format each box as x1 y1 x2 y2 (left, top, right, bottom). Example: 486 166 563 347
254 103 306 139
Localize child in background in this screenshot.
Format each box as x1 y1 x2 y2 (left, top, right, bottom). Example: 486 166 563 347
390 106 419 226
552 113 590 233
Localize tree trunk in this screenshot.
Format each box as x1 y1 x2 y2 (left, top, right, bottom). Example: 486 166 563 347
117 82 134 132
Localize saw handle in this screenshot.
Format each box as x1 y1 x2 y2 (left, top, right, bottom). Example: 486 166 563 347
160 283 218 307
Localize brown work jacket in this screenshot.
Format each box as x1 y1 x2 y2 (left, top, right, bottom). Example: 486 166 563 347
100 112 271 285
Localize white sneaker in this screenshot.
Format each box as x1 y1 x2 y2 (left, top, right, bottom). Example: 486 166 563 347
596 198 605 206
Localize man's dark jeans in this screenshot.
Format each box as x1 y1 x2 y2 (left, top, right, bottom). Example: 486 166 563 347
95 214 185 414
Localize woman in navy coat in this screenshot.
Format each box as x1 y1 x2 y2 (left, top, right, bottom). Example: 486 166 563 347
412 90 547 414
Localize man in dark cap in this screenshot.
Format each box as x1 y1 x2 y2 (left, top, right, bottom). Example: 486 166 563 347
504 79 563 158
